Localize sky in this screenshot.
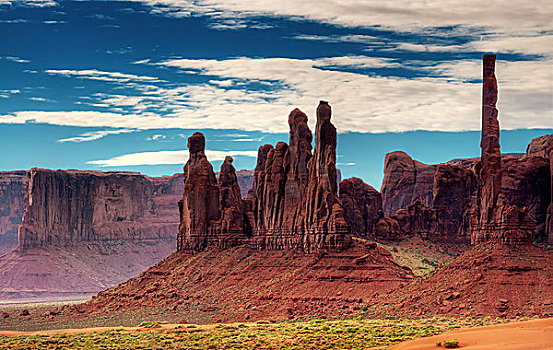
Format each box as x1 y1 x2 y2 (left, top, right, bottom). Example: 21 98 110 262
0 0 552 189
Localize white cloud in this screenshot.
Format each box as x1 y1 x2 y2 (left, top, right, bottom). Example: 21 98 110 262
57 129 137 143
45 69 163 83
0 0 57 7
28 97 54 102
133 0 552 35
3 56 30 63
147 134 166 141
3 55 552 133
87 149 258 167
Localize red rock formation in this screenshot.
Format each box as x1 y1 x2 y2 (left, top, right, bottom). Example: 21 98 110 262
218 156 246 235
375 200 437 241
0 171 27 254
526 134 553 244
295 101 349 251
177 132 221 253
282 108 312 232
18 169 178 249
470 55 535 244
432 164 477 242
339 177 382 237
381 151 436 216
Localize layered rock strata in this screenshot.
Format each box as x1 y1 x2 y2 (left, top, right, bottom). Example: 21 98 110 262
18 169 182 249
470 54 535 244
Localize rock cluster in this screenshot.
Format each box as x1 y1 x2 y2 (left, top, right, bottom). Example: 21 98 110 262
178 101 351 253
470 55 536 244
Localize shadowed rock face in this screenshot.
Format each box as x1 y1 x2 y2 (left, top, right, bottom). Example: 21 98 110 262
526 134 553 244
18 169 180 250
381 151 437 216
432 164 477 242
296 102 349 246
339 177 382 237
0 171 27 254
470 54 535 245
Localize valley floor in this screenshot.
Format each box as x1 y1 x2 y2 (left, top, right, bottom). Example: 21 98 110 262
0 315 550 349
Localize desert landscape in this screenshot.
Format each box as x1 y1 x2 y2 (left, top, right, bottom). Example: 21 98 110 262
1 0 553 349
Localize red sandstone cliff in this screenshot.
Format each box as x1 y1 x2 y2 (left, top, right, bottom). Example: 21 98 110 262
18 169 181 249
380 151 436 217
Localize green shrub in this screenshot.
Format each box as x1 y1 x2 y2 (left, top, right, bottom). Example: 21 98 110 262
443 339 459 348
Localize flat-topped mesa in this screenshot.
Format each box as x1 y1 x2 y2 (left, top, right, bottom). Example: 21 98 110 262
470 54 536 245
18 169 178 250
177 132 221 252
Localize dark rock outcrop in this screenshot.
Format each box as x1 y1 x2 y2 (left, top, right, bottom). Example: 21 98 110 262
381 151 436 216
470 54 535 245
375 200 437 241
339 177 382 237
432 164 477 242
295 101 349 250
526 134 553 244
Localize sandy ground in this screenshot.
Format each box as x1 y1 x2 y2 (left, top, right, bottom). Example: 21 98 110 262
389 318 553 350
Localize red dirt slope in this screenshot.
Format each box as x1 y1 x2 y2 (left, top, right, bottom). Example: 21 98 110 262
372 243 553 318
72 240 413 324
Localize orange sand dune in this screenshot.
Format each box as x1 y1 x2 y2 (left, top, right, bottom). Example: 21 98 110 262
390 318 553 350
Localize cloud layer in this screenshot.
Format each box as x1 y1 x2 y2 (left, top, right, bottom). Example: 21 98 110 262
88 149 258 167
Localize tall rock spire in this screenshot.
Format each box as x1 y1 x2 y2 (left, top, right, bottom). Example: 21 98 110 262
471 55 535 244
177 132 220 252
297 101 349 250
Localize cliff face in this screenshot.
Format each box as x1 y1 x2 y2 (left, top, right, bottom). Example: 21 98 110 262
381 151 436 217
470 55 535 245
0 171 28 254
18 169 182 249
526 134 553 244
178 101 351 253
339 177 382 238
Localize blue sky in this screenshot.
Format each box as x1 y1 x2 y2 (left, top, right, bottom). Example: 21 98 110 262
0 0 552 189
